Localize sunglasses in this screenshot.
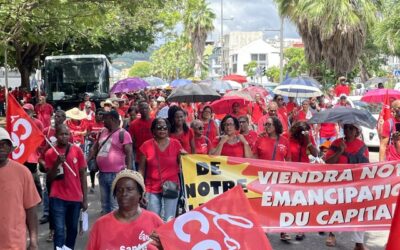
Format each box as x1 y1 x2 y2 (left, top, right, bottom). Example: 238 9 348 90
239 120 247 124
277 98 283 101
264 122 273 127
224 123 235 127
269 109 277 113
156 125 168 131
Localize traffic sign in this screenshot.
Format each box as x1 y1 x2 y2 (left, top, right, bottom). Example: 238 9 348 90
393 70 400 77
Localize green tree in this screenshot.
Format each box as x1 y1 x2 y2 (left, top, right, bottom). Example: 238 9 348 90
183 0 215 78
244 61 258 77
128 61 153 78
266 66 280 82
374 1 400 56
275 0 379 76
283 47 309 77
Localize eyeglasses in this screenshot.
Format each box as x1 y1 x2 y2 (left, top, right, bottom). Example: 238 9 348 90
196 127 204 130
239 120 247 124
277 98 283 101
264 122 273 127
156 125 168 131
224 123 235 127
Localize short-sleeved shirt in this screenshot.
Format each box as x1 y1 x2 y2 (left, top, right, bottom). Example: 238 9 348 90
96 128 132 172
251 102 266 123
87 210 163 250
87 121 104 141
212 138 246 157
289 134 316 163
79 101 96 111
334 84 350 97
320 123 337 138
170 129 194 153
381 117 400 138
35 103 54 128
257 114 288 134
243 130 258 150
0 160 41 250
128 118 154 161
66 119 88 145
325 138 369 164
45 144 86 202
255 135 290 161
194 136 211 154
139 138 183 193
202 120 219 141
286 102 298 114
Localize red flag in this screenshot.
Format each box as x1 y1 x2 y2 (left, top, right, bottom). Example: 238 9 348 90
387 194 400 250
156 186 272 250
382 89 391 120
6 94 45 163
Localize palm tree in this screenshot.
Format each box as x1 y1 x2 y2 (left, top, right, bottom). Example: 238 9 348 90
275 0 380 76
183 0 215 78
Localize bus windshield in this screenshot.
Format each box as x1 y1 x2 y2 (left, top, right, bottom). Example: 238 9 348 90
44 55 110 101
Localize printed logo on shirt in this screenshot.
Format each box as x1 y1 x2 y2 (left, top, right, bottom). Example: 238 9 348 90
49 136 57 144
73 157 78 164
119 231 150 250
278 144 287 152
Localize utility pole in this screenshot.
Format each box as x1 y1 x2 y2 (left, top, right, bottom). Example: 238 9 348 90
4 43 8 107
279 17 284 83
220 0 224 77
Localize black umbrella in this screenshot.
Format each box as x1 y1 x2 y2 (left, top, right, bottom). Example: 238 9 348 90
307 107 377 129
166 83 221 103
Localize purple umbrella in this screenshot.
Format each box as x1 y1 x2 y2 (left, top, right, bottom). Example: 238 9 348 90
110 77 149 94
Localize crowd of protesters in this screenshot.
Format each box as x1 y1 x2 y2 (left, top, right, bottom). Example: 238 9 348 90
1 75 398 250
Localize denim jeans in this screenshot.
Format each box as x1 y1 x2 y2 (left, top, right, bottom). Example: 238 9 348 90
146 192 178 222
50 197 81 250
99 172 118 213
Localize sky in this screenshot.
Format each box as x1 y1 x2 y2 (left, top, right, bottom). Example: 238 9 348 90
207 0 300 40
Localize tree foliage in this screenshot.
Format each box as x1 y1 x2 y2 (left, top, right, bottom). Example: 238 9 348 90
374 1 400 56
128 61 153 78
265 66 280 82
244 61 258 77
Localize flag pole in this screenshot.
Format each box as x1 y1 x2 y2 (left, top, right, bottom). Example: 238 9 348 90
44 136 77 177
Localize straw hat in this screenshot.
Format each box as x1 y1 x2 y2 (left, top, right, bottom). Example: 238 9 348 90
100 99 115 107
66 108 87 120
111 169 146 194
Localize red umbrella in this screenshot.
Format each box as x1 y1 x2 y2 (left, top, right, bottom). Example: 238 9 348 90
210 96 250 114
241 86 269 98
361 89 400 103
222 74 248 83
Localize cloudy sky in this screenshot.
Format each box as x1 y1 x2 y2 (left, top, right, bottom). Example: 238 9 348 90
207 0 300 40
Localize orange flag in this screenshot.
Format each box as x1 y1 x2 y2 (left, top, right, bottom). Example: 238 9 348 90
6 94 45 163
156 186 272 250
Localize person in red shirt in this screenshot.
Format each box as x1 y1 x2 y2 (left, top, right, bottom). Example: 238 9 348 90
380 101 400 161
180 102 195 123
129 101 154 166
257 102 288 135
293 100 312 122
65 108 88 148
334 94 352 108
138 118 185 221
79 93 96 111
286 97 298 115
191 120 212 154
250 93 267 124
238 115 257 151
210 115 253 158
35 95 54 128
86 169 163 250
386 132 400 160
274 94 289 130
45 124 88 250
334 76 350 97
289 121 318 163
230 101 247 119
325 123 369 249
254 116 290 161
200 105 220 141
168 106 195 153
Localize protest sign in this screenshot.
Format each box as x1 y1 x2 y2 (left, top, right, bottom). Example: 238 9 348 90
182 154 400 232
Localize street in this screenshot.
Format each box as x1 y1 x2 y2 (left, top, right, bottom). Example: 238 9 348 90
37 149 389 250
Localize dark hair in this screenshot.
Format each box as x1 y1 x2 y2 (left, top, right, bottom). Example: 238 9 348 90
55 124 69 136
220 115 240 132
113 178 144 199
290 121 311 141
151 117 171 134
273 94 283 101
168 106 189 133
127 105 138 114
95 108 104 115
269 116 283 135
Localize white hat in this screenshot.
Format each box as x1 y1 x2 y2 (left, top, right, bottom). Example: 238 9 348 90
66 108 87 120
0 127 15 147
112 169 146 194
100 99 115 107
156 96 165 102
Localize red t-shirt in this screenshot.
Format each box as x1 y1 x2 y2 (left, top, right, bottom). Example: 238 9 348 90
254 135 290 161
194 136 211 154
325 138 369 164
79 101 96 111
35 103 54 128
386 145 400 161
289 134 316 163
334 84 350 97
66 119 88 145
170 129 194 153
319 123 337 138
212 138 245 157
294 110 309 122
286 102 298 114
243 130 258 150
87 210 163 250
230 110 247 119
44 144 86 202
257 113 288 134
251 102 265 123
202 120 219 141
381 117 400 138
139 138 183 193
129 118 154 161
87 121 104 141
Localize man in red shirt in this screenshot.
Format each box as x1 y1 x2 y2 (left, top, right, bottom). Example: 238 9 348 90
35 95 54 128
45 124 87 250
239 115 257 150
250 93 267 124
334 76 350 97
129 101 154 168
286 97 298 115
79 93 96 111
257 102 288 134
380 100 400 161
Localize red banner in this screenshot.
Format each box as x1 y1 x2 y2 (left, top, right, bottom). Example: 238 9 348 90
156 186 272 250
6 94 45 163
181 154 400 233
